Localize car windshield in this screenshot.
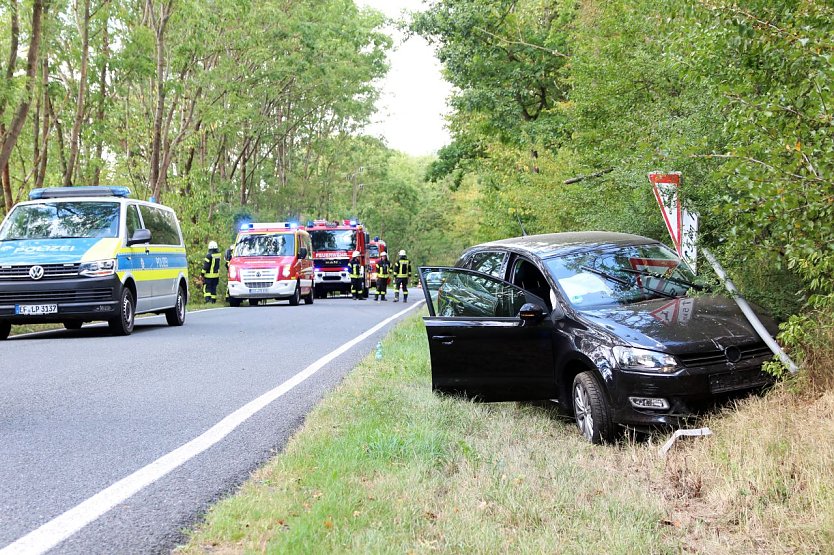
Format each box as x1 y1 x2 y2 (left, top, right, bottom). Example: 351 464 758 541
0 201 121 240
544 243 697 308
233 233 294 257
309 229 356 252
368 245 380 257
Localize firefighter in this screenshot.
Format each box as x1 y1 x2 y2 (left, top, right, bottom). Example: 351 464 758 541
392 249 411 303
349 250 364 300
374 251 391 302
202 240 222 303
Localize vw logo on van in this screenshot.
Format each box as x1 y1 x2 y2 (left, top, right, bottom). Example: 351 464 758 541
29 265 45 280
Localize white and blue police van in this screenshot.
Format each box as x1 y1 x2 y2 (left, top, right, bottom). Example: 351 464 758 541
0 186 189 339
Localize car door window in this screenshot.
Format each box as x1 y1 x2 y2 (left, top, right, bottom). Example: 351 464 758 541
419 267 531 318
466 251 507 278
511 258 553 310
126 204 142 239
139 205 180 245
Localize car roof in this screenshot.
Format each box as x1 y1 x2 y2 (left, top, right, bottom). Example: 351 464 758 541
467 231 659 259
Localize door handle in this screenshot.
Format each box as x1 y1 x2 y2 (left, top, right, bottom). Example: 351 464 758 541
432 335 455 346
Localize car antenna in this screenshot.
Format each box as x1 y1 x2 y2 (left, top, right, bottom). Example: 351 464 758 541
515 210 528 236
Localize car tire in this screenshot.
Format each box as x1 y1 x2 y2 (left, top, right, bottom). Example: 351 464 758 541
289 281 301 306
165 285 187 326
304 283 314 305
229 297 242 307
572 371 615 444
108 287 136 336
248 298 261 306
0 322 10 340
64 321 83 330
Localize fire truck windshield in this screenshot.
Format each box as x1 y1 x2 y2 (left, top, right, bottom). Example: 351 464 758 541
310 229 355 252
368 245 380 257
233 233 295 257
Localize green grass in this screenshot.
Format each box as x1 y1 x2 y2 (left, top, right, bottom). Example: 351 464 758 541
178 314 675 554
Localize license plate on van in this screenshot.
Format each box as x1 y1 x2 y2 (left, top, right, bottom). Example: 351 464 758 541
249 288 268 294
16 304 58 315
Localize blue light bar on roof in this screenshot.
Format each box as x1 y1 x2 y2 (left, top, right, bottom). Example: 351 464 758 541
29 186 131 200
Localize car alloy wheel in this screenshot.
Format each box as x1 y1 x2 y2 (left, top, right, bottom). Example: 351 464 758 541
572 371 615 444
289 281 301 306
165 286 186 326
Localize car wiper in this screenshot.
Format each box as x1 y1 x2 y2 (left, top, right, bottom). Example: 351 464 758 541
616 267 703 291
580 265 675 299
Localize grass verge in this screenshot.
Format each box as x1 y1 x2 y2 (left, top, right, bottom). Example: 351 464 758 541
178 311 834 554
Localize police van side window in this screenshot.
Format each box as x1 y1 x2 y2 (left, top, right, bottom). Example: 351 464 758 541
139 205 180 245
126 204 142 239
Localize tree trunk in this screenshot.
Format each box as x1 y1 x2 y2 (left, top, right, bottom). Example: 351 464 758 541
148 0 173 202
0 0 45 212
92 9 109 187
64 0 91 186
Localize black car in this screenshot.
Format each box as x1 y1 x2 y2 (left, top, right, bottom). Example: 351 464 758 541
418 232 776 444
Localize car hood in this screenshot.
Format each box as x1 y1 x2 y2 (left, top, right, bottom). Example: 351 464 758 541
0 238 103 265
230 255 295 268
576 295 778 354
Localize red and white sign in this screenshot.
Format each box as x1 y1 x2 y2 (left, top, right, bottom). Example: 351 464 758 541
650 298 695 325
648 172 698 272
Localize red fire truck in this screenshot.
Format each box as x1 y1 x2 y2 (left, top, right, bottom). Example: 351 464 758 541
305 219 371 298
225 222 314 306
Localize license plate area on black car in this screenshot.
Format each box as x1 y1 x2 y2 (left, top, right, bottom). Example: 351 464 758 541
710 370 771 394
15 304 58 315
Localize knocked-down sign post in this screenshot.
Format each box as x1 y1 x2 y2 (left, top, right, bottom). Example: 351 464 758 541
648 172 798 374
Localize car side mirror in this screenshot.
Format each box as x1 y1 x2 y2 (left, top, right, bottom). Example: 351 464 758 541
224 248 232 262
518 302 547 326
127 228 151 246
299 247 308 259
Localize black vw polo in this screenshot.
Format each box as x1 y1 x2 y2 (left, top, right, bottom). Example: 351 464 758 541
418 232 777 444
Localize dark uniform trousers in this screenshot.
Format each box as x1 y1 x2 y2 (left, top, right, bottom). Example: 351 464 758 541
393 258 411 302
202 250 221 303
375 260 390 301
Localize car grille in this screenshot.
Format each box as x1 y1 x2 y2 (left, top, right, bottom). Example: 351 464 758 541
0 288 113 304
318 258 346 267
709 369 773 394
678 342 773 369
0 263 81 280
240 269 276 282
322 274 343 281
244 281 272 289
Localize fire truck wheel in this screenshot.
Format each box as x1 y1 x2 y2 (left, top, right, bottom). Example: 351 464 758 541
304 284 314 305
314 285 324 299
289 281 301 306
229 297 242 307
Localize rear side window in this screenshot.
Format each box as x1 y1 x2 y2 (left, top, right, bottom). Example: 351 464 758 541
139 205 181 246
466 251 507 278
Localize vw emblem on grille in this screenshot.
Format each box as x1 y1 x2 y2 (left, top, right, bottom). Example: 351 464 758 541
29 265 45 280
724 346 742 364
256 271 261 278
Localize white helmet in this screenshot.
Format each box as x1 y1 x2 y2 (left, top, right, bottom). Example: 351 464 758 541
352 250 360 257
208 240 218 250
399 249 406 256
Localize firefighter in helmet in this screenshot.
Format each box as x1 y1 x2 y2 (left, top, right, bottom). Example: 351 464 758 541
374 251 391 301
392 249 411 303
349 250 365 299
202 240 222 303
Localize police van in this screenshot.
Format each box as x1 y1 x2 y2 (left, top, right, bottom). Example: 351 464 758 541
0 186 189 339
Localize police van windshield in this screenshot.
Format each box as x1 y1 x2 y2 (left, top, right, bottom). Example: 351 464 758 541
233 233 295 257
309 229 356 252
0 201 121 241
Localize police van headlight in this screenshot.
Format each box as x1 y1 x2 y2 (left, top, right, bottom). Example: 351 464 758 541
80 259 117 277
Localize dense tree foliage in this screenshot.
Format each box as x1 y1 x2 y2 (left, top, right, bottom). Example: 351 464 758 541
413 0 833 328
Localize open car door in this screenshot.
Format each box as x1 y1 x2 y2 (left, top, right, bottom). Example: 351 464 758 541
418 267 557 401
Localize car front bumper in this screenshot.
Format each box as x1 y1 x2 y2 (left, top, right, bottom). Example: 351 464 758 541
228 279 297 299
0 275 121 323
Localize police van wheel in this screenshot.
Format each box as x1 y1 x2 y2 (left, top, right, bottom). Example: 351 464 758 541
304 284 314 305
165 286 187 326
289 281 301 306
109 288 135 336
64 321 83 330
0 322 10 340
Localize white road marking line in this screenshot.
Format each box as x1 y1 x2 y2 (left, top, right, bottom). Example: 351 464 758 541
0 301 424 555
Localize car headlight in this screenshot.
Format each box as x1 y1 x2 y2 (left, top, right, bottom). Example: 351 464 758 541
229 264 238 280
282 265 291 277
79 258 116 277
613 346 679 373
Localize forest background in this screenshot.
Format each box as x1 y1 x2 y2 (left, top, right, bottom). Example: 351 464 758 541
1 0 832 372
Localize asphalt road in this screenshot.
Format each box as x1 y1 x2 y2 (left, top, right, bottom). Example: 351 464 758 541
0 297 423 554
